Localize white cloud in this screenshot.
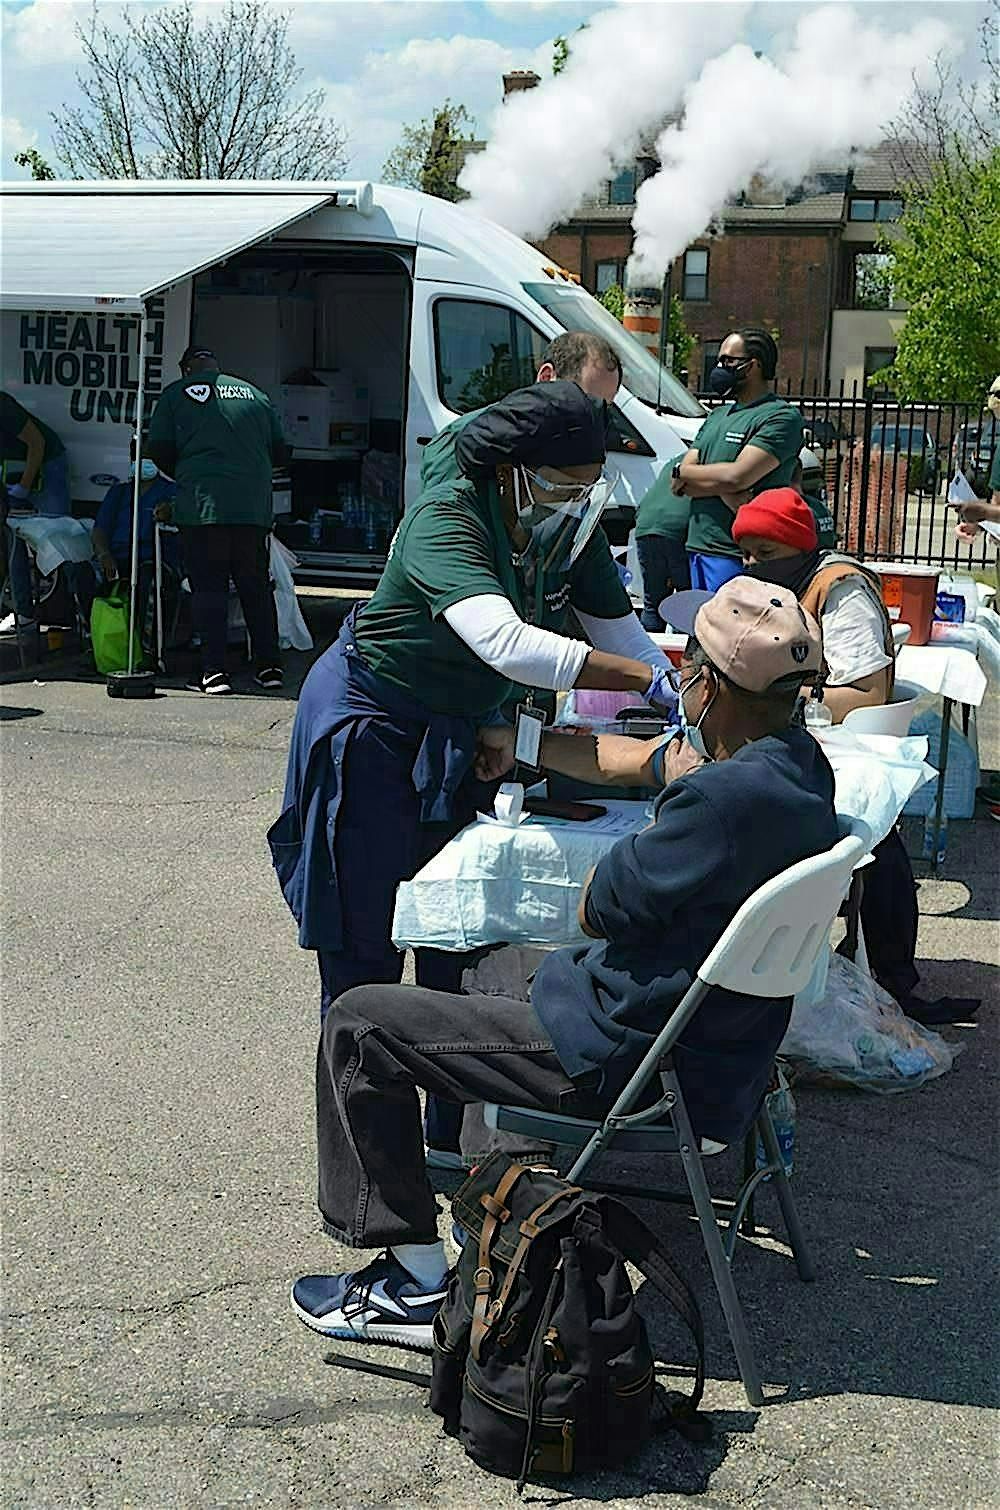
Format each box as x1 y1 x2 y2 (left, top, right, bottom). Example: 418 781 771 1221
3 114 40 162
313 32 553 178
3 0 89 68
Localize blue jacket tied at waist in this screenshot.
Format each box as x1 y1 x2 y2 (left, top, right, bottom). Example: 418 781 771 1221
268 614 493 951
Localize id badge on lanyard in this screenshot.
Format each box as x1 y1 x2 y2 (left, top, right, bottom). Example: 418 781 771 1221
512 550 547 774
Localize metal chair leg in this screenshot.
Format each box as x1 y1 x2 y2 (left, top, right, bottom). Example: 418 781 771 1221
667 1072 765 1407
741 1130 758 1236
756 1110 816 1283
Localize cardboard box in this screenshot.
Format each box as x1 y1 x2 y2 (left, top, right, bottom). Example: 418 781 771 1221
279 371 370 452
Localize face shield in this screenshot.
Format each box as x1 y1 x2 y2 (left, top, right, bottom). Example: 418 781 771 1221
513 465 616 567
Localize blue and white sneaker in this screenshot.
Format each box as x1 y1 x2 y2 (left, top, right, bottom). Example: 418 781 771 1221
290 1252 449 1351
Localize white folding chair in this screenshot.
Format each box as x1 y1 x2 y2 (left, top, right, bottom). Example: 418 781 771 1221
842 679 922 737
484 816 871 1406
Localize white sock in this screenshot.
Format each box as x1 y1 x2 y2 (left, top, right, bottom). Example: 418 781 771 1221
390 1241 448 1290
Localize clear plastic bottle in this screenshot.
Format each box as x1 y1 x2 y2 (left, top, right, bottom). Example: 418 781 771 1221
804 694 832 730
756 1066 796 1179
921 811 948 865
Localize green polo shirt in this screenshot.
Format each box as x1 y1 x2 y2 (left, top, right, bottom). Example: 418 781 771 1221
355 475 630 717
0 391 65 466
990 442 1000 495
147 372 284 528
686 395 803 558
803 491 836 550
634 455 689 541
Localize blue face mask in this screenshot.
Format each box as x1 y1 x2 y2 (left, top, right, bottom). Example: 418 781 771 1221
707 359 751 398
678 671 717 761
128 459 159 482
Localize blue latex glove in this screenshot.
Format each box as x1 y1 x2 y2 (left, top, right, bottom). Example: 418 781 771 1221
645 665 679 716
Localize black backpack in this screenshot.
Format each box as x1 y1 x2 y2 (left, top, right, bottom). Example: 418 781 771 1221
428 1153 708 1487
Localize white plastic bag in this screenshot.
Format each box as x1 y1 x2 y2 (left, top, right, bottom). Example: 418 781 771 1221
269 536 313 652
781 953 958 1092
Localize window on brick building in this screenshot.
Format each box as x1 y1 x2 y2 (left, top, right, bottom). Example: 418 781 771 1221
864 347 897 398
434 298 547 413
594 260 624 294
849 196 903 222
683 248 709 301
608 169 637 205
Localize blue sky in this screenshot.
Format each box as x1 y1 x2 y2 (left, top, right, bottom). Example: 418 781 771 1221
1 0 985 183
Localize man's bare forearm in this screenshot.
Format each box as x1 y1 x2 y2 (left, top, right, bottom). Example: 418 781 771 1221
541 729 661 786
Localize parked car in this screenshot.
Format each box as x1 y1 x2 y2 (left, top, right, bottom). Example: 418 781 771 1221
869 423 941 492
951 417 998 494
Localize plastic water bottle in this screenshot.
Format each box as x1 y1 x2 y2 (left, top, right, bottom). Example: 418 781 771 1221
756 1068 796 1179
309 514 322 546
921 811 948 866
804 695 832 730
364 499 377 552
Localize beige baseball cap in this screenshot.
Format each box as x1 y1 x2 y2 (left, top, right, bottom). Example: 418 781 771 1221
693 578 822 693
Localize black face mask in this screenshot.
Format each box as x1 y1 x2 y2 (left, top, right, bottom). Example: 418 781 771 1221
707 359 751 398
745 549 821 598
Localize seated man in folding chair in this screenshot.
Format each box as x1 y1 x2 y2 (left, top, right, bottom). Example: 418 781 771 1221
291 578 841 1350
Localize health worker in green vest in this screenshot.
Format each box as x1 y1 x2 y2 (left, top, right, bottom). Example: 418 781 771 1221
674 328 803 593
270 379 678 1033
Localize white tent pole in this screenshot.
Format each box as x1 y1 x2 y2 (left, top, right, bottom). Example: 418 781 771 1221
127 305 149 677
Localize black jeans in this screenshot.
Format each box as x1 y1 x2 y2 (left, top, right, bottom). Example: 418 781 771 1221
316 983 587 1248
181 524 279 675
859 826 920 1000
635 533 691 631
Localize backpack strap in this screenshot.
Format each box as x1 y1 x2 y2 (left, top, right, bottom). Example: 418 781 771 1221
600 1199 706 1415
471 1181 581 1362
470 1161 530 1363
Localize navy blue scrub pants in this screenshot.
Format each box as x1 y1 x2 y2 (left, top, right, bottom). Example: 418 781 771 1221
316 708 496 1152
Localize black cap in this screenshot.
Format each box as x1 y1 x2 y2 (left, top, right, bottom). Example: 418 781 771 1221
455 380 608 475
179 344 217 369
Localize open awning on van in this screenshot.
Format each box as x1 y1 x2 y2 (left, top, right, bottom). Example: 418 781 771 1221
1 184 339 313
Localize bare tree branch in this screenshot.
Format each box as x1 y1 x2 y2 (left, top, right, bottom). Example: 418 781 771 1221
51 0 349 180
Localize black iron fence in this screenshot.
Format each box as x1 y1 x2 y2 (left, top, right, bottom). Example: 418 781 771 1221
697 382 998 572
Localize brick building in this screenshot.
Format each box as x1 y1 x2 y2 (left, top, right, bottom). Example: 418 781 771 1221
535 147 911 396
466 73 915 396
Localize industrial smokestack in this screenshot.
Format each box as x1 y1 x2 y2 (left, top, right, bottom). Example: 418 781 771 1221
622 284 663 365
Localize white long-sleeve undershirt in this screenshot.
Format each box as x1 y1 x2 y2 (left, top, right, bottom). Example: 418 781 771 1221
442 595 670 692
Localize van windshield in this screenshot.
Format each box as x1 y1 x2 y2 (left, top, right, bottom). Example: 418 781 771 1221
523 282 704 420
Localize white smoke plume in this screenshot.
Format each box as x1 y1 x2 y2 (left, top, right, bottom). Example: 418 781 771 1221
629 5 953 280
459 0 750 239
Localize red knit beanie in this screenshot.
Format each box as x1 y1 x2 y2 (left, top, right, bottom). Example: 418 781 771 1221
732 487 818 552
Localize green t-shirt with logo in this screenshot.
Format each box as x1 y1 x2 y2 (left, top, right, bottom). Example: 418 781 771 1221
634 455 689 541
355 475 630 717
686 395 803 558
803 491 836 551
147 372 285 528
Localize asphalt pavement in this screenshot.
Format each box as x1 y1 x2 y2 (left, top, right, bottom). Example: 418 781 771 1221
2 603 998 1509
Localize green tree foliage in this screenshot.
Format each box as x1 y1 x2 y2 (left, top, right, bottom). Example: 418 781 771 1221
599 286 693 374
51 0 347 179
552 36 569 76
599 284 625 321
383 101 475 202
880 5 999 401
13 149 56 180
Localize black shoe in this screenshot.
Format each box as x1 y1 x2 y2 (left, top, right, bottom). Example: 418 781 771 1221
254 665 283 690
900 995 981 1026
187 671 232 695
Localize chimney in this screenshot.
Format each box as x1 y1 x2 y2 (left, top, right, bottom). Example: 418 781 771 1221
503 70 541 99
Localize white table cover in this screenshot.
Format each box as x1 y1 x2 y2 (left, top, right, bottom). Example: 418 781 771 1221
392 734 934 953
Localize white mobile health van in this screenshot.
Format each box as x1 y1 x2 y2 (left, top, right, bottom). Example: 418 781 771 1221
1 180 822 583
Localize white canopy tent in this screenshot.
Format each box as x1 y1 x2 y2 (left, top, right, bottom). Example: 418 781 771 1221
0 182 375 677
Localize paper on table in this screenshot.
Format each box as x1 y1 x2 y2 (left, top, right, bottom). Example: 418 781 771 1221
536 808 647 837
